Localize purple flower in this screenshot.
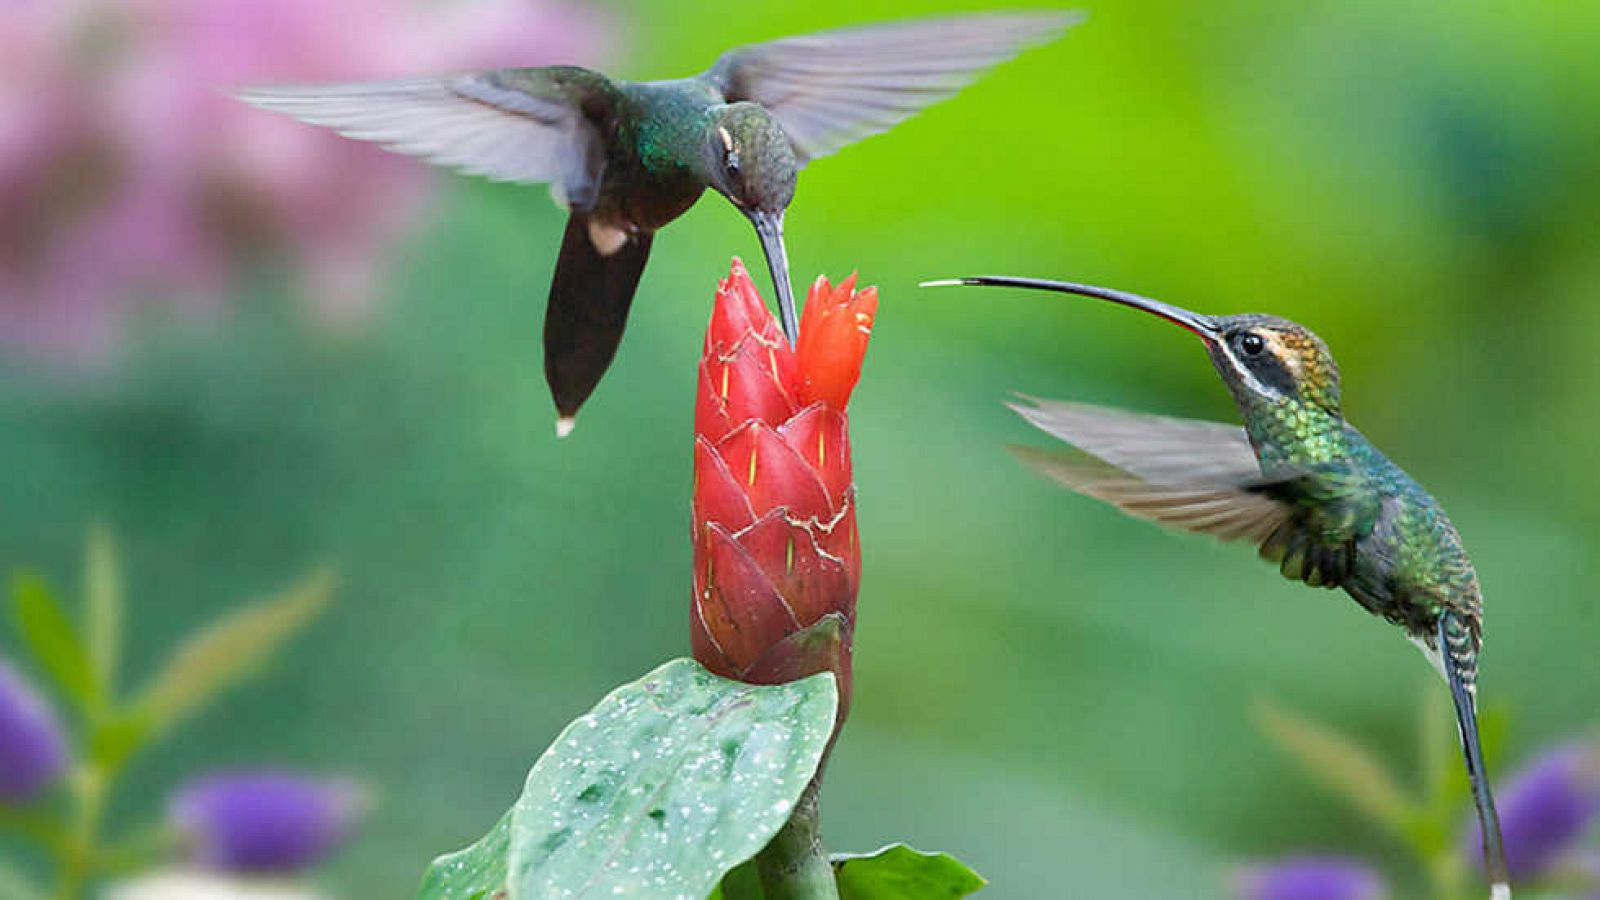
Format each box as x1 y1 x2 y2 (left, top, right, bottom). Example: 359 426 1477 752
0 658 71 803
171 770 366 873
1 0 612 362
1234 857 1388 900
1466 742 1600 882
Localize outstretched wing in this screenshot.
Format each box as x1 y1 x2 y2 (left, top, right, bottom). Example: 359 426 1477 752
1010 396 1263 485
236 67 616 209
1009 396 1372 587
1011 446 1289 544
709 11 1082 164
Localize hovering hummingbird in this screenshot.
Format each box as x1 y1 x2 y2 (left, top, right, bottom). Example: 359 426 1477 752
924 275 1512 899
238 12 1079 434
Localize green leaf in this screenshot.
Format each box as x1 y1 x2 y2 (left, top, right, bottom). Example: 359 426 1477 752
419 658 837 900
84 522 124 706
831 845 987 899
130 569 333 737
10 570 97 715
1254 698 1416 832
417 809 512 900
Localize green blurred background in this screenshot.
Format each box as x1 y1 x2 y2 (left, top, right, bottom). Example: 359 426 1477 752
3 1 1598 896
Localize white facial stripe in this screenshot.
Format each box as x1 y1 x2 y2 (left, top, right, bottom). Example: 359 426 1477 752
718 126 735 153
1218 346 1282 399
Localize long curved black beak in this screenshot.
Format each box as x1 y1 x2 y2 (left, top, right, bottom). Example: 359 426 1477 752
749 210 798 344
921 275 1222 342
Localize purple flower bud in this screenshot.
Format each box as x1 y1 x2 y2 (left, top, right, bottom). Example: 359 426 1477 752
172 771 365 874
1466 743 1600 882
0 658 71 803
1234 857 1388 900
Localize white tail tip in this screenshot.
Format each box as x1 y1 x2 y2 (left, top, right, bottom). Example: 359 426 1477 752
1492 882 1512 900
555 417 576 439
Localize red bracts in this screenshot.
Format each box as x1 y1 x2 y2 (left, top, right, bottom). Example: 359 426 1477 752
691 260 877 723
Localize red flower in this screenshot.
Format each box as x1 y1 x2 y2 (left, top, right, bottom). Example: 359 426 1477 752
691 259 877 725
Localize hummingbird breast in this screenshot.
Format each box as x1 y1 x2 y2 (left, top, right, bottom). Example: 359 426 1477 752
592 81 719 233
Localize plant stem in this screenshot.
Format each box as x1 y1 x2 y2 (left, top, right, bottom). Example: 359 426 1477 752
55 765 107 900
755 777 839 900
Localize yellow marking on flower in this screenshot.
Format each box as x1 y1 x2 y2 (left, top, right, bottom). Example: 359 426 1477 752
786 535 795 574
768 347 780 384
720 363 730 399
817 428 827 466
747 443 759 486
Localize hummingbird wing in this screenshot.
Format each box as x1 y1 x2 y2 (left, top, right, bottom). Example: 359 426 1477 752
236 68 616 209
1009 396 1287 542
709 11 1082 164
1010 397 1379 588
1011 445 1289 544
1010 396 1263 485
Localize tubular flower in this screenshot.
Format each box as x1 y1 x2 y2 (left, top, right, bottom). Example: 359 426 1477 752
0 658 71 803
171 771 366 874
691 259 877 724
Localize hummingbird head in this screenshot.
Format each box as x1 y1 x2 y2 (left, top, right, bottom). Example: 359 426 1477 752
1203 313 1342 416
921 276 1344 416
702 103 798 217
701 102 802 343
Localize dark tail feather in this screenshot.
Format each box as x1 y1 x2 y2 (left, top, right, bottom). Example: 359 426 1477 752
1439 613 1511 899
543 213 654 430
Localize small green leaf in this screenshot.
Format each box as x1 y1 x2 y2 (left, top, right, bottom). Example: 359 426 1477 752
831 845 987 899
421 658 837 900
131 569 333 736
84 523 124 705
418 809 511 900
10 570 97 715
88 709 155 772
1254 698 1416 831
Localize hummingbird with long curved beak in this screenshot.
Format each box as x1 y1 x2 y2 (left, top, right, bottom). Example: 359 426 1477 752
237 12 1079 435
924 275 1513 899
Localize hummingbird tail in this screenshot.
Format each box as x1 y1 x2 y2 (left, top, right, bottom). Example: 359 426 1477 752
1439 613 1511 898
544 213 654 424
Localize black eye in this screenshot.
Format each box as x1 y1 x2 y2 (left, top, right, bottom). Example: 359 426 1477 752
1239 333 1265 356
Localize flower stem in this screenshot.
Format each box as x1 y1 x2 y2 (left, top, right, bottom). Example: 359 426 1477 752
55 764 108 900
755 777 839 900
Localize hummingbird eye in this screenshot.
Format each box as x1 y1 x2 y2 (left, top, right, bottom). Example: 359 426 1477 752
1239 332 1266 356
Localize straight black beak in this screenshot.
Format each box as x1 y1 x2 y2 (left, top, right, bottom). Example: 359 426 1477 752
921 275 1222 342
749 210 798 344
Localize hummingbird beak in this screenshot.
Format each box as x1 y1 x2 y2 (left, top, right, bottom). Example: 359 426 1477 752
921 276 1222 343
748 209 798 345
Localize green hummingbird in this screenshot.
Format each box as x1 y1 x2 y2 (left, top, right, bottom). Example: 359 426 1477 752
924 275 1512 899
237 12 1079 434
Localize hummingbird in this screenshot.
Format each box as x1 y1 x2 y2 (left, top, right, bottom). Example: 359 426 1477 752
924 275 1512 899
237 12 1079 434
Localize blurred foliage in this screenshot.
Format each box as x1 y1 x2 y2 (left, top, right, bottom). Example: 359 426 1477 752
1 529 331 895
2 0 1598 897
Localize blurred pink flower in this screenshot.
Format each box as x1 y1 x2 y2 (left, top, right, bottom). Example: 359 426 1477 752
0 0 611 362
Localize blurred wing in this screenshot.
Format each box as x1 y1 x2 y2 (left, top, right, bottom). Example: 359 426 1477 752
1009 396 1263 485
710 11 1082 163
236 68 614 207
1011 446 1289 544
